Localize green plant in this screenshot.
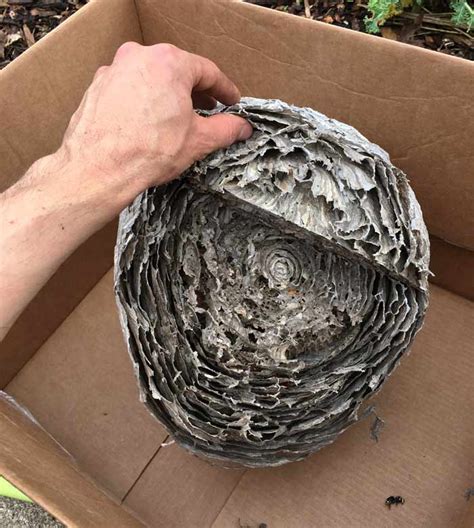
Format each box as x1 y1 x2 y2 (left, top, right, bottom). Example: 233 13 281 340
451 0 474 31
365 0 474 33
365 0 420 33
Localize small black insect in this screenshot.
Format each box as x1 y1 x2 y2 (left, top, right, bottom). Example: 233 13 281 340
385 496 405 508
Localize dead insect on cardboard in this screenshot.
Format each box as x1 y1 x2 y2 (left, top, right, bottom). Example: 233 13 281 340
385 496 405 508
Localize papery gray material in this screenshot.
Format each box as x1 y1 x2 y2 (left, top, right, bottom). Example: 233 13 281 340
114 97 429 467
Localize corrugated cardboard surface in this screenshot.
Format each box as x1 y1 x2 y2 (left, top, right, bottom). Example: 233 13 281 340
1 0 473 526
0 0 142 388
0 396 143 527
124 444 244 528
7 271 168 501
1 0 473 391
136 0 474 252
6 274 473 527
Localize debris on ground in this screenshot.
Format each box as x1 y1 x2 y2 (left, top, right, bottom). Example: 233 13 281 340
1 0 472 69
0 0 89 69
246 0 474 60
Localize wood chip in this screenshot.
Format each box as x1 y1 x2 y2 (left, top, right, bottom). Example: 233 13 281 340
304 0 311 18
0 28 5 59
22 22 34 46
381 26 399 40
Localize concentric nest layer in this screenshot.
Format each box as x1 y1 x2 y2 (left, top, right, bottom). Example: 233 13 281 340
114 98 430 467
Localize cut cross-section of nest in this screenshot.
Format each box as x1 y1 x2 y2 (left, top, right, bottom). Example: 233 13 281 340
115 98 430 467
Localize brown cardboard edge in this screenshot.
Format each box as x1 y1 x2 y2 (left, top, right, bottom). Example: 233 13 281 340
0 0 126 78
234 0 474 67
430 235 474 301
0 0 144 388
0 394 144 527
0 221 118 388
457 500 474 528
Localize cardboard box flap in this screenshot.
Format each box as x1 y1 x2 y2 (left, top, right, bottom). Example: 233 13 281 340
0 0 143 192
210 284 474 528
0 393 144 527
0 0 142 388
1 0 473 390
136 0 474 252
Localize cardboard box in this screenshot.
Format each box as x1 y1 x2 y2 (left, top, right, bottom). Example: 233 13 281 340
0 0 473 526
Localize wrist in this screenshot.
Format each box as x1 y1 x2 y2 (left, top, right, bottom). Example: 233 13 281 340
55 144 156 215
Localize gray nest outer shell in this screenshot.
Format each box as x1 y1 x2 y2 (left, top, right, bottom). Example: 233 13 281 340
114 97 430 468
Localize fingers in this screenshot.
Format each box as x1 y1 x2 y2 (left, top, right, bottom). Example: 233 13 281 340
187 53 241 106
192 92 217 110
113 41 142 63
113 43 241 108
193 114 253 159
93 65 109 81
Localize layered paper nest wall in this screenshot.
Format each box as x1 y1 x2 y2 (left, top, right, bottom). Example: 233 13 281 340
114 98 430 468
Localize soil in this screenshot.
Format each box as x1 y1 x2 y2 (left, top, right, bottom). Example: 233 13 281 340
0 0 472 71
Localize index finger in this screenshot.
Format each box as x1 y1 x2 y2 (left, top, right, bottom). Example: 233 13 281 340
186 52 241 106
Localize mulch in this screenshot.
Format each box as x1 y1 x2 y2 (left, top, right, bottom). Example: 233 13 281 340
0 0 88 69
248 0 473 60
0 0 472 71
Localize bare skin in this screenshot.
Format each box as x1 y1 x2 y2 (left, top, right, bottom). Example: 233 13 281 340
0 42 253 340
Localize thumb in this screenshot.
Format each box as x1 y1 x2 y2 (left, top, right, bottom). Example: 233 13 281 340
193 113 253 159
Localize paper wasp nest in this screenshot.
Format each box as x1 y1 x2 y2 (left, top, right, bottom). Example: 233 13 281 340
114 98 430 467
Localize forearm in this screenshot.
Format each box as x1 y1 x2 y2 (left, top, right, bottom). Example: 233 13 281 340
0 149 142 340
0 43 251 342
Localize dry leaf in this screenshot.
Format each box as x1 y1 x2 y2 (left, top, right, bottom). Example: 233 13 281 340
381 26 399 41
22 23 35 47
425 35 435 46
5 32 22 46
0 29 5 60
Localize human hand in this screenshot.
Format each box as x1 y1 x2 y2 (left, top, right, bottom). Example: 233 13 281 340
0 43 252 339
60 42 253 204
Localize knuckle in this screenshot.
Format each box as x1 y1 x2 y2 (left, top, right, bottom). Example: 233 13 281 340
115 41 140 59
94 65 108 79
153 43 181 67
155 43 179 57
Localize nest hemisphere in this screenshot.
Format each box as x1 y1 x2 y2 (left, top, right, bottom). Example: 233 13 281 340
114 97 430 467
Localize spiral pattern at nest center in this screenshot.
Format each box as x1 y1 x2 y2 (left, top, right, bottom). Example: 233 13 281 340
115 98 429 467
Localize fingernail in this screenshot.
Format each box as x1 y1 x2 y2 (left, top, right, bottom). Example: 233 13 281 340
238 122 253 141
